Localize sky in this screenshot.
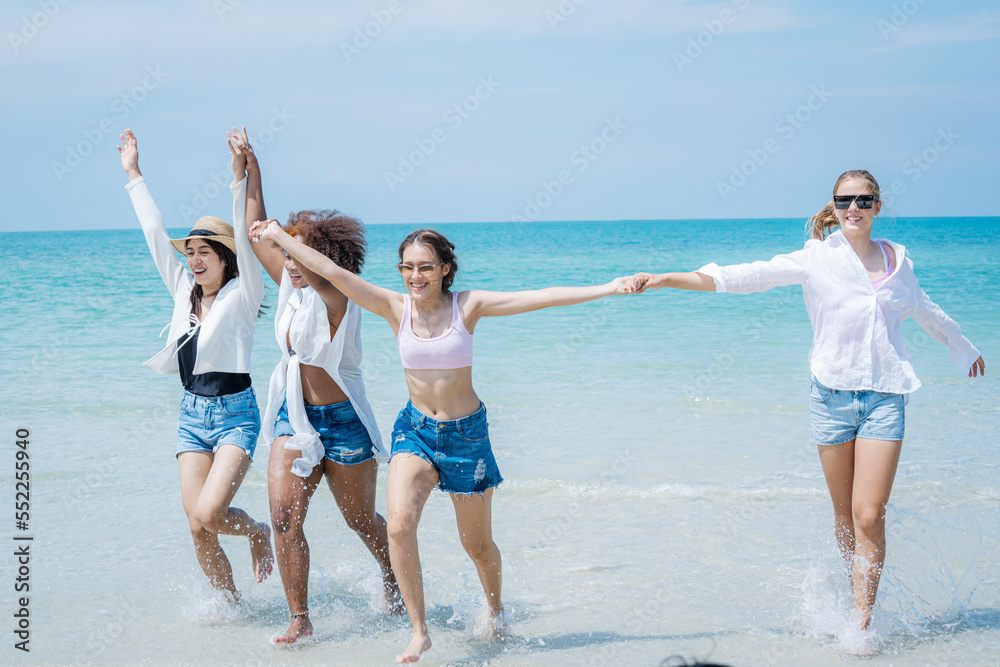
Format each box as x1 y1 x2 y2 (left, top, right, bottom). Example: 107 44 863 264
1 0 998 232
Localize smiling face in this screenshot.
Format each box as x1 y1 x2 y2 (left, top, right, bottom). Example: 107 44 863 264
399 243 449 300
185 239 226 291
833 178 882 238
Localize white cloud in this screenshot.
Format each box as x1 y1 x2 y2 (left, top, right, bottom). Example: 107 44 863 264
882 10 1000 50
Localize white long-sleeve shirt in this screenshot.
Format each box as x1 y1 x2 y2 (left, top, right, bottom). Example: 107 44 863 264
697 231 980 394
126 175 263 375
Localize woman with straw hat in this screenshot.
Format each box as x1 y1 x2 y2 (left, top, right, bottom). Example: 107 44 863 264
117 128 273 603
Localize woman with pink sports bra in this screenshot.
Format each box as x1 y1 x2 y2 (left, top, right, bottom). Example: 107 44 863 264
249 221 636 663
631 169 985 653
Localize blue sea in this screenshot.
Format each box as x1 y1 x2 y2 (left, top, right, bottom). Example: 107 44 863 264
1 218 998 665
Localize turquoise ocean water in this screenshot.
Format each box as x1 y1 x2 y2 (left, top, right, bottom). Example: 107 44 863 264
1 218 998 665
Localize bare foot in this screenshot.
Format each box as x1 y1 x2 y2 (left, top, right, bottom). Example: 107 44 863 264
271 614 313 645
250 522 274 583
396 633 431 663
475 606 509 642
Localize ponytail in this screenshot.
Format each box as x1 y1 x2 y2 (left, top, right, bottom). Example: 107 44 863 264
808 201 840 240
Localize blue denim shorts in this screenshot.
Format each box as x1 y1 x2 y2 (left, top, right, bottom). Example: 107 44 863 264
810 376 906 446
273 398 376 466
177 387 260 458
390 401 503 495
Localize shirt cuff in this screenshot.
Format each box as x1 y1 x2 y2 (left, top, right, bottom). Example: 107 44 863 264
696 263 727 293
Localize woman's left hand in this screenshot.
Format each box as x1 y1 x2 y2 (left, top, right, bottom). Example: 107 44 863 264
969 355 986 378
249 218 282 243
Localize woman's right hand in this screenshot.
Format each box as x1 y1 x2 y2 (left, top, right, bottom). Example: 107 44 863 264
117 129 142 181
249 218 282 243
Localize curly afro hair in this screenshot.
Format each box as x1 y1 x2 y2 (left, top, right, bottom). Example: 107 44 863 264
284 209 367 275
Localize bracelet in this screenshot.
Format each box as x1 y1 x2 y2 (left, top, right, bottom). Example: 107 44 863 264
289 610 309 619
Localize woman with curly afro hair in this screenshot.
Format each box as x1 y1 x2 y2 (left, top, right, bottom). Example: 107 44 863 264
230 129 400 644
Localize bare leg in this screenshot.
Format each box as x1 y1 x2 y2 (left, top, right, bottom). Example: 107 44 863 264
850 438 902 629
386 454 438 663
268 436 323 643
178 447 273 599
326 458 402 613
818 441 858 570
450 489 507 640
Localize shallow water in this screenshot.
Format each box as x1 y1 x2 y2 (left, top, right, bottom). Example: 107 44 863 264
1 218 998 665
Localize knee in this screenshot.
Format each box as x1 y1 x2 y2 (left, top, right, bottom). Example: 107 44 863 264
387 512 417 544
342 509 372 535
192 503 226 534
189 518 212 542
852 503 886 534
269 504 299 537
461 537 495 564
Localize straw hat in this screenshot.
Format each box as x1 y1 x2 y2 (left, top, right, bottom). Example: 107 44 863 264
170 216 238 254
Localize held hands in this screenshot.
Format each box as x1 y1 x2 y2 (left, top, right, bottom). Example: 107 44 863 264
117 129 141 180
969 355 986 378
249 218 283 244
227 126 256 181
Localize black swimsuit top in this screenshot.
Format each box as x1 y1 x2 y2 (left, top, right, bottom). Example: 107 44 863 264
176 327 252 397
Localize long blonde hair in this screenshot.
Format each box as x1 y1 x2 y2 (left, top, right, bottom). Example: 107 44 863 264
808 170 881 240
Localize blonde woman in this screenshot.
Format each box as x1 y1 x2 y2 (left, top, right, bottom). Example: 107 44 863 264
633 169 984 651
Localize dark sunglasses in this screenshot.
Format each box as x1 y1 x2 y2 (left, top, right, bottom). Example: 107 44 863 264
833 194 878 210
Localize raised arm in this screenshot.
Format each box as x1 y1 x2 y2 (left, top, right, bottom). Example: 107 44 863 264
118 129 188 297
632 271 717 293
634 248 810 295
228 144 264 310
466 277 634 322
228 127 285 285
250 219 401 324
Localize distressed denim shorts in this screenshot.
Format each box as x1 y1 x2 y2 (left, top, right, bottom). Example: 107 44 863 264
273 398 376 466
390 401 503 495
177 387 260 458
810 376 906 446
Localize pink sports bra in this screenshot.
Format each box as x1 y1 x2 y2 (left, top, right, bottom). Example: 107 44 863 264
871 241 895 291
397 291 474 370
